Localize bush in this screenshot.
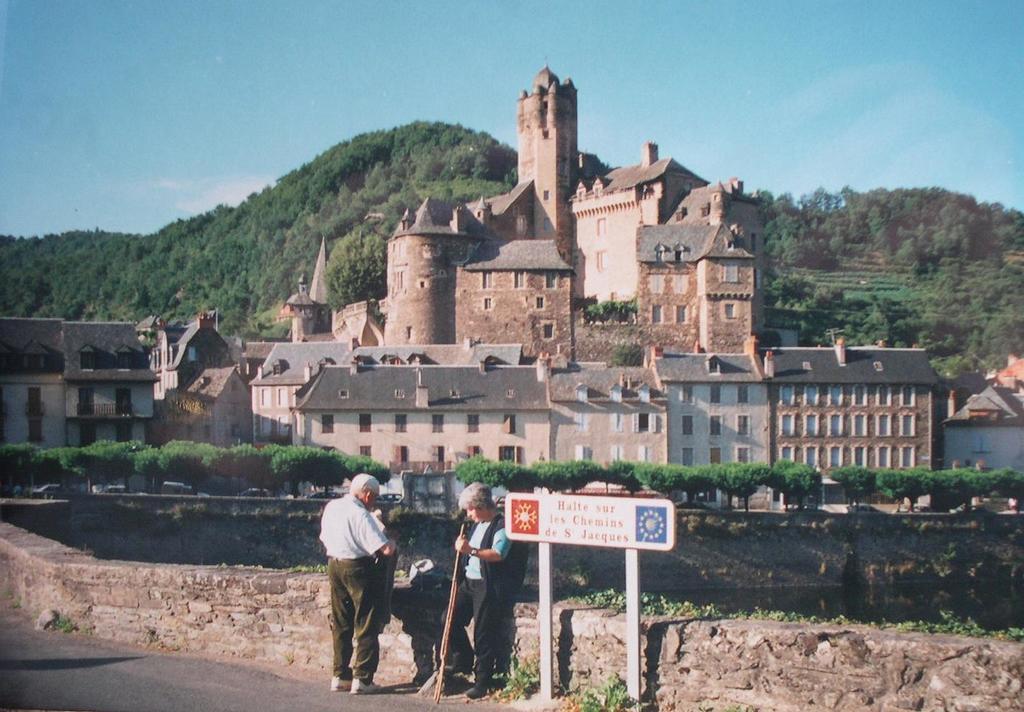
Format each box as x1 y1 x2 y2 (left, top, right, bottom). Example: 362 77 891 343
831 466 876 505
768 460 821 510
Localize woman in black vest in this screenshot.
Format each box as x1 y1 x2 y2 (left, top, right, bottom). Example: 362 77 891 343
448 482 513 699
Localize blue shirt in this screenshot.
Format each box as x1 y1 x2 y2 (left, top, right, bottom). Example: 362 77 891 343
465 520 510 580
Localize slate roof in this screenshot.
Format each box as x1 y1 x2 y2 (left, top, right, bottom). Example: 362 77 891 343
549 364 665 402
184 366 239 400
61 321 154 382
351 343 523 366
296 365 549 411
242 341 277 360
637 224 752 263
946 385 1024 426
0 318 64 372
393 198 492 239
484 181 534 216
601 158 705 193
463 239 572 271
259 341 353 385
765 347 938 385
655 353 763 383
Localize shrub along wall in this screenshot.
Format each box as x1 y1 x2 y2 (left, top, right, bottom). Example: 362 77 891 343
3 522 1021 711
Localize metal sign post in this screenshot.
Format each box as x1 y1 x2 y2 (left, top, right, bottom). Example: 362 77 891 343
505 493 676 702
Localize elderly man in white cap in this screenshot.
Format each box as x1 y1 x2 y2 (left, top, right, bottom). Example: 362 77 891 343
319 473 396 695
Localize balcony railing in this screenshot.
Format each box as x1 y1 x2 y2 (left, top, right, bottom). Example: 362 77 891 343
389 460 454 474
75 402 135 417
26 402 44 417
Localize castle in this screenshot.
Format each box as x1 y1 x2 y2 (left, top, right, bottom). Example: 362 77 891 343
379 66 766 358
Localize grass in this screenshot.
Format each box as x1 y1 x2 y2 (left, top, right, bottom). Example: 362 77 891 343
569 589 1024 643
53 614 77 634
565 675 637 712
496 656 540 701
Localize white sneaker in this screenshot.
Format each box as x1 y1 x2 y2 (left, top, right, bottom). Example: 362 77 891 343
350 679 382 695
330 676 350 692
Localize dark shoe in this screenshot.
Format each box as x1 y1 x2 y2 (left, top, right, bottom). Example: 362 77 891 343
465 684 489 700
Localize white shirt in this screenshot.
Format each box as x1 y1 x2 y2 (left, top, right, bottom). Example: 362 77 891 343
319 495 389 560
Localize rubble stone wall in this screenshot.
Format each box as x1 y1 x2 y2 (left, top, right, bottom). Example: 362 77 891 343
3 522 1021 710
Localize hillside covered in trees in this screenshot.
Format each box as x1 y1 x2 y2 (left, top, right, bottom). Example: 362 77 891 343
759 187 1024 374
0 122 1021 375
0 122 516 336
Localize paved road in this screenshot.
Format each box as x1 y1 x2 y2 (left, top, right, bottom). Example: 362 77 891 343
0 605 491 712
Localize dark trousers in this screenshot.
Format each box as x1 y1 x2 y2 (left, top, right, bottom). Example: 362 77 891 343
448 577 508 685
328 557 384 683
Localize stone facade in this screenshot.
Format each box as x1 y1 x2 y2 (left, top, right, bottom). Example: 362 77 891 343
3 522 1021 711
766 343 938 472
455 267 573 359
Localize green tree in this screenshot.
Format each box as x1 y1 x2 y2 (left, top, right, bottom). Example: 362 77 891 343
81 440 147 491
875 468 930 512
211 444 275 493
532 460 604 492
0 443 39 492
768 461 821 510
454 456 534 491
720 463 771 512
324 226 388 309
270 446 347 494
156 441 218 493
830 466 876 506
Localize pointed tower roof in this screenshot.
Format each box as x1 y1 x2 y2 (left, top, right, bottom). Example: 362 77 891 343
309 236 328 304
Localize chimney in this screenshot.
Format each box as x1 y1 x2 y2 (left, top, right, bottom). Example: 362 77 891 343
535 354 550 383
947 389 958 417
641 141 659 167
693 339 704 354
619 372 627 387
197 311 215 330
303 361 313 382
450 205 466 233
764 350 775 378
478 360 487 374
415 368 429 408
834 337 847 366
349 361 359 375
744 335 759 358
646 345 664 367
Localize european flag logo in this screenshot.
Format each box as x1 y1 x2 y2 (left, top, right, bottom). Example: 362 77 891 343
635 505 668 544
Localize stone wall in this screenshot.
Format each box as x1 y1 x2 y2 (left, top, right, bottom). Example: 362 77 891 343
3 522 1021 710
5 497 1024 593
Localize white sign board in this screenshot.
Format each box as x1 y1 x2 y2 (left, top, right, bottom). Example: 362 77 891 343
504 492 676 551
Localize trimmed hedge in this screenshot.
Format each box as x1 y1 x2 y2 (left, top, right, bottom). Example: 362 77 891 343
454 457 1024 512
0 441 389 495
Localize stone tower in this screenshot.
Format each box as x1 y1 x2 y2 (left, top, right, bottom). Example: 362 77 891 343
517 66 577 260
383 199 481 346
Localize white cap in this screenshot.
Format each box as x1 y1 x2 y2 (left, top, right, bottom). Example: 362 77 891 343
350 473 380 495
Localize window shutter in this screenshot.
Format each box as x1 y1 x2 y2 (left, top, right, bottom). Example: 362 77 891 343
653 414 661 433
632 413 639 432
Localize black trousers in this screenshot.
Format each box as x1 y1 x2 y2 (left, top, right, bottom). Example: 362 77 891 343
447 577 508 685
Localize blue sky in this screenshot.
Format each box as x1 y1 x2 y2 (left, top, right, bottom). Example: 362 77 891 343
0 0 1021 237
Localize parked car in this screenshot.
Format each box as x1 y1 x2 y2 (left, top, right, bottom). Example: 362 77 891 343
304 490 342 500
160 481 192 495
31 483 65 499
239 488 271 498
103 484 128 494
378 493 403 505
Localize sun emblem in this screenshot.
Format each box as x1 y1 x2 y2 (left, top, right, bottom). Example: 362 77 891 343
509 498 540 535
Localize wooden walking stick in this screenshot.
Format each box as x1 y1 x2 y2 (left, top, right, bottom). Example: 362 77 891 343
434 522 467 703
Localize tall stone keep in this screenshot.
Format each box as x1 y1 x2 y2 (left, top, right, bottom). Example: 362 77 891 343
517 66 578 261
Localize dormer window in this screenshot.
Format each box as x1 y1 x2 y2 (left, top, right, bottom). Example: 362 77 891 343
338 389 349 399
610 385 622 403
674 244 685 261
394 388 406 399
506 388 516 399
575 384 588 403
80 348 96 370
708 357 721 375
638 385 650 403
272 361 283 375
802 361 812 371
873 361 884 372
449 388 461 398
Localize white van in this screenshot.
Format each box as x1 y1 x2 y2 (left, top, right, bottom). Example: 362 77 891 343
160 481 191 495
